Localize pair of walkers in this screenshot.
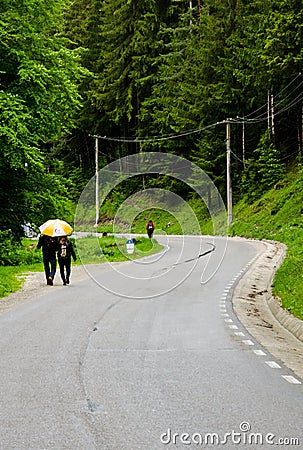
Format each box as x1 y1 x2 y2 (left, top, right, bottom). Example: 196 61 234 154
37 235 76 286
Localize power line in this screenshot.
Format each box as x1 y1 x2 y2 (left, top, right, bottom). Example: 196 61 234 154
90 73 302 144
90 121 222 143
244 73 302 119
235 85 303 124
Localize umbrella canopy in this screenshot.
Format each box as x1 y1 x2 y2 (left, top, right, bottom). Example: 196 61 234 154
39 219 73 237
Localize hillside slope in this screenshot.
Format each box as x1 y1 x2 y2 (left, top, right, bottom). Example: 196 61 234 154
230 167 303 319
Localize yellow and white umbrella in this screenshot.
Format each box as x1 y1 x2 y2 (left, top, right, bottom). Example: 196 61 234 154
39 219 73 237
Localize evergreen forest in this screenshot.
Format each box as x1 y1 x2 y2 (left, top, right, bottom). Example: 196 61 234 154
1 0 303 240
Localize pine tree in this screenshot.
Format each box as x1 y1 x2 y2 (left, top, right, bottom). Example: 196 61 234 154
85 0 162 156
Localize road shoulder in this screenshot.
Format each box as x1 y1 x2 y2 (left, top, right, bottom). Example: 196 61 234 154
232 237 303 380
0 265 89 315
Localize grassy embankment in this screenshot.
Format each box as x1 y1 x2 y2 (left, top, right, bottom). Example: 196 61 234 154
229 169 303 320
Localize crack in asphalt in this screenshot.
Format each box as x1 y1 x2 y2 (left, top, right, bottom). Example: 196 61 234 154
152 242 216 275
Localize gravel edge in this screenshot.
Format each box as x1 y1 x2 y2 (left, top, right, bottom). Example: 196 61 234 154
232 237 303 379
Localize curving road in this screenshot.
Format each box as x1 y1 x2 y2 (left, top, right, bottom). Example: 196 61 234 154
0 235 302 449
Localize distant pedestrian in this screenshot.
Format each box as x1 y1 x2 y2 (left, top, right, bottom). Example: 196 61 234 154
37 235 59 285
146 220 155 238
57 236 77 286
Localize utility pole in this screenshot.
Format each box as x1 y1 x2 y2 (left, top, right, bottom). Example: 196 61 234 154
242 119 245 168
189 1 193 26
267 91 275 142
271 93 275 141
95 136 99 227
226 119 232 227
267 91 271 130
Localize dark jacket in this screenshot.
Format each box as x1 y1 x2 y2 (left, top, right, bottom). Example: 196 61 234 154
37 235 59 259
57 239 76 262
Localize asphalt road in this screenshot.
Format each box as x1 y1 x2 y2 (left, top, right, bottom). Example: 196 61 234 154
0 236 302 449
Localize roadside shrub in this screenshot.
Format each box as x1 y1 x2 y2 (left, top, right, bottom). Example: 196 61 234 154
0 230 41 266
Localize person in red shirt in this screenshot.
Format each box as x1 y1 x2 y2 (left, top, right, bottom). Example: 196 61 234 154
146 220 155 238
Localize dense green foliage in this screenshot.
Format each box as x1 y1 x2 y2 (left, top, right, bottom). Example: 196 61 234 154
0 231 41 266
64 0 302 196
0 0 86 237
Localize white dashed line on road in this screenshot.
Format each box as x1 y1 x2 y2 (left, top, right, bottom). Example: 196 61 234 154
281 375 302 384
222 270 303 386
253 349 267 356
265 361 281 369
242 339 254 346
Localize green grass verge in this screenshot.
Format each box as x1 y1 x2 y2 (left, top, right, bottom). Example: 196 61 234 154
0 263 44 299
75 235 163 264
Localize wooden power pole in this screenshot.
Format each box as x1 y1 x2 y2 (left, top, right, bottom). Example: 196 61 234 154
95 136 99 227
226 119 232 227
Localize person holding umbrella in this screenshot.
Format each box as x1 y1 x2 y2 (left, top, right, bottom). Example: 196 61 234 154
37 235 59 285
37 219 73 286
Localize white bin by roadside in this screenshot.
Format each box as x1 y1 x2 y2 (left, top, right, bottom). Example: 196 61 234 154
126 239 135 254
